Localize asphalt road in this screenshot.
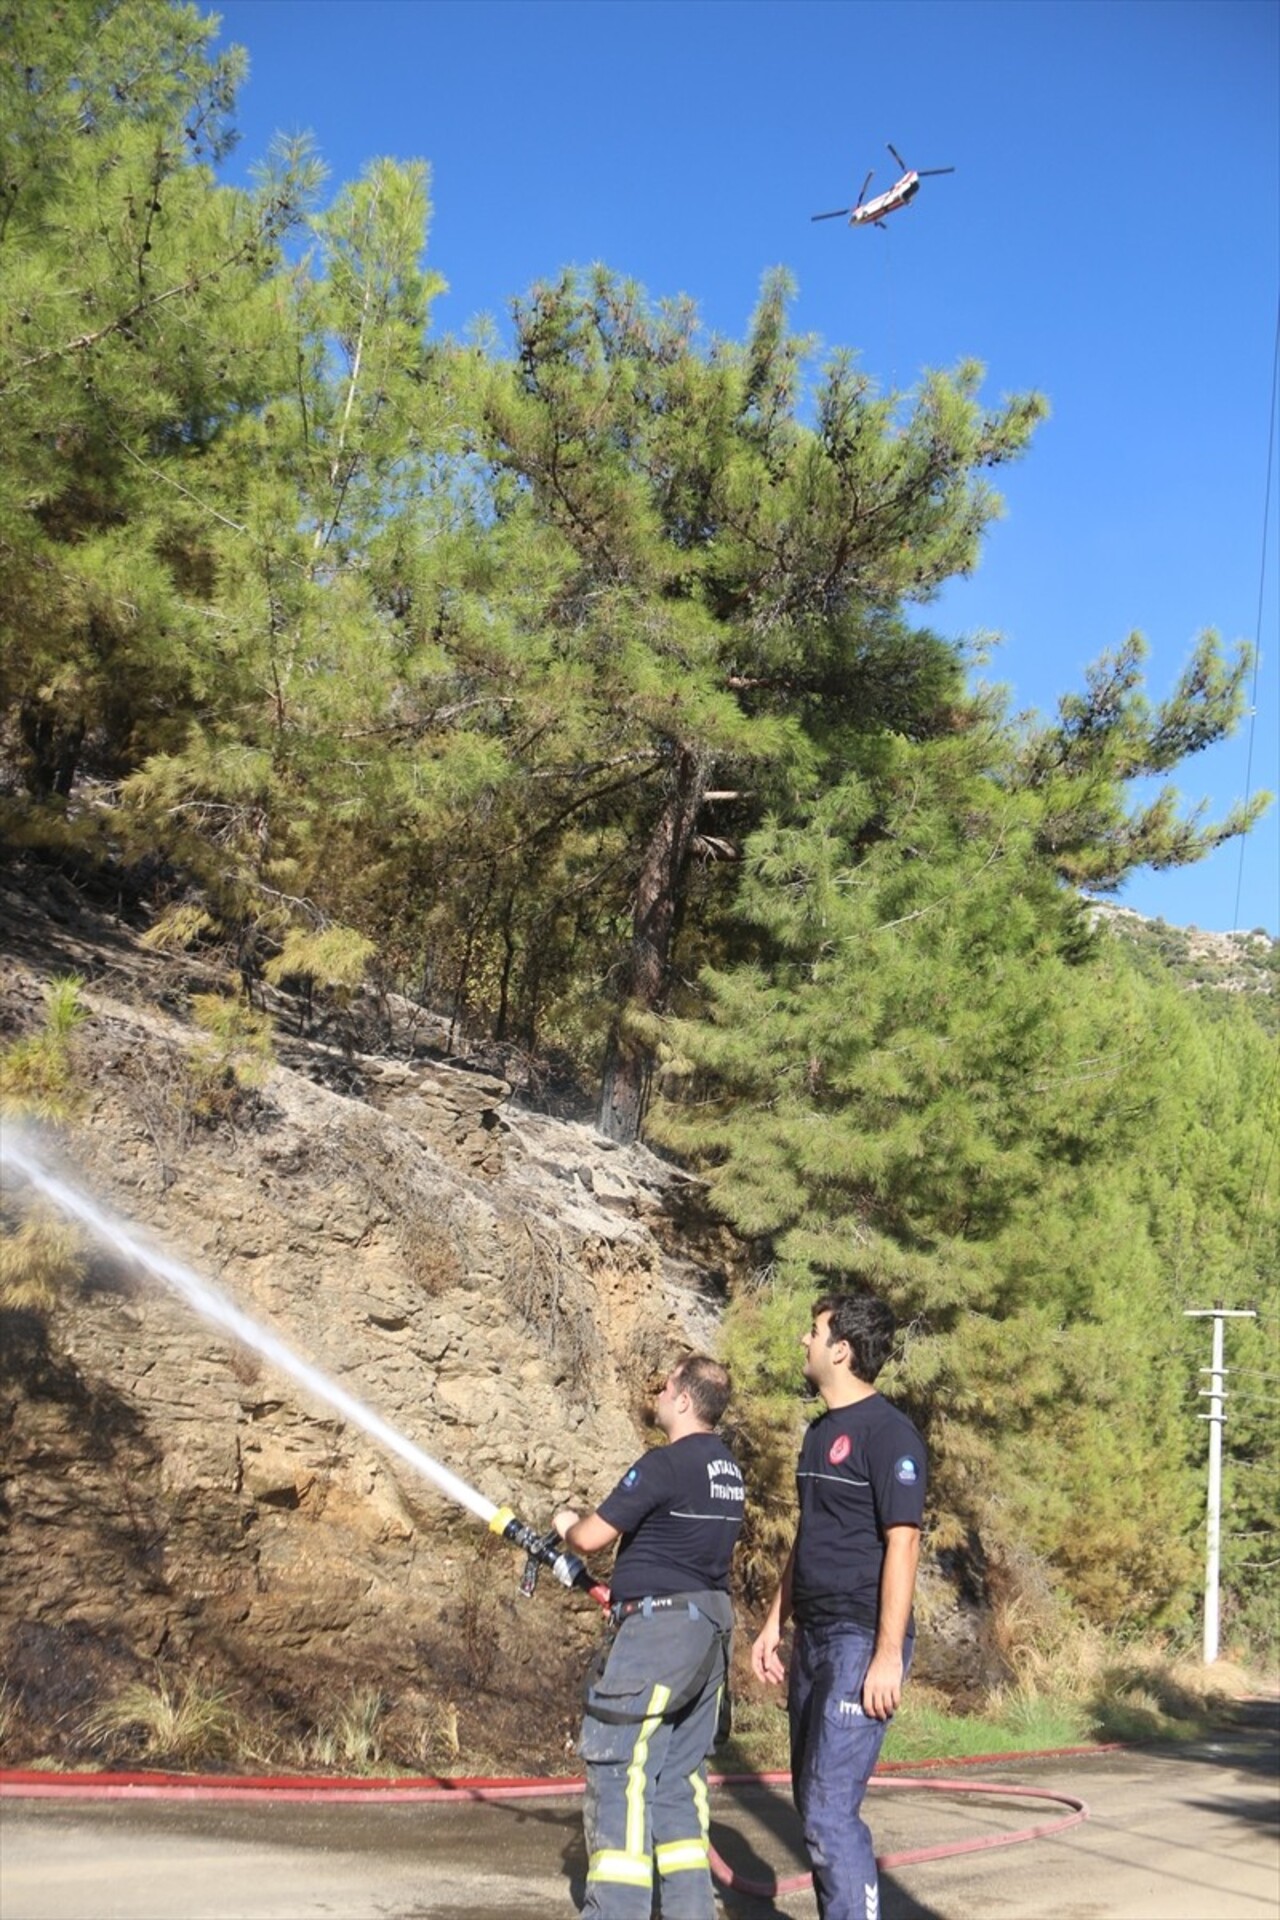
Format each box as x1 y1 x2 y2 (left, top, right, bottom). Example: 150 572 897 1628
2 1703 1276 1920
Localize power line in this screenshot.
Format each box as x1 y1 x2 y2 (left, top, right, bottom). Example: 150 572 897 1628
1230 291 1278 938
1226 297 1279 1263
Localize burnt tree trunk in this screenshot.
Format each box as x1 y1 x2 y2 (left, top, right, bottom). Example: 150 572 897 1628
18 701 84 798
598 747 706 1144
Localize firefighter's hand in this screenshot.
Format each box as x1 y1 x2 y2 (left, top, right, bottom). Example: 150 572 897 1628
552 1507 580 1539
751 1620 786 1687
862 1649 904 1721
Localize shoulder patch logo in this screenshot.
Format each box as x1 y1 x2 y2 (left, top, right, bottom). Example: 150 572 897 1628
894 1456 919 1485
828 1433 852 1466
622 1467 640 1488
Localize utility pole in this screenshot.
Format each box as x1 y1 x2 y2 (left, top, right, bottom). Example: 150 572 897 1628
1184 1307 1258 1664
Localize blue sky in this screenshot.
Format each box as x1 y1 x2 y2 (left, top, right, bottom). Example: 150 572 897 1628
215 0 1279 932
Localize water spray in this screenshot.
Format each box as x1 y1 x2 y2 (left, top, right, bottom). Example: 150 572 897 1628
0 1133 607 1606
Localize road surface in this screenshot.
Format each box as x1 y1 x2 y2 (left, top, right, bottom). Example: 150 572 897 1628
1 1703 1275 1920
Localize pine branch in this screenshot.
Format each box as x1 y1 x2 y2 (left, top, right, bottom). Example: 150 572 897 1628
6 275 211 381
101 423 248 534
313 209 381 553
4 203 283 387
525 750 662 782
498 761 661 856
859 832 1009 938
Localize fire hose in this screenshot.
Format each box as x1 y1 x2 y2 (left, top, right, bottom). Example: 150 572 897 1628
0 1761 1095 1895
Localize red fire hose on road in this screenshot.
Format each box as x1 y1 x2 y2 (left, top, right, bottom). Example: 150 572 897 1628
0 1754 1098 1899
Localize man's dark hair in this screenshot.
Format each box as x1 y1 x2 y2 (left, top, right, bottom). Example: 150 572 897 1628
812 1291 897 1383
671 1354 732 1428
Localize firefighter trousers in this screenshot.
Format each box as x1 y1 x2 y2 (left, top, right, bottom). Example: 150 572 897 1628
578 1594 731 1920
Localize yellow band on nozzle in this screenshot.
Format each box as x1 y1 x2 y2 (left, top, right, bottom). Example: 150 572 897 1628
489 1506 516 1535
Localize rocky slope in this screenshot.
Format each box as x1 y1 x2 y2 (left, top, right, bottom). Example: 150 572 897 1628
0 867 737 1772
1089 901 1278 1029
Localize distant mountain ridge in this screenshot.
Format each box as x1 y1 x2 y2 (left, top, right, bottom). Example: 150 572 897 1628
1088 901 1279 1031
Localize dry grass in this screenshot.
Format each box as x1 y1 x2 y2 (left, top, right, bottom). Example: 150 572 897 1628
505 1220 603 1401
0 1210 84 1311
297 1688 511 1777
305 1686 388 1772
427 1699 461 1766
978 1550 1247 1743
1083 1649 1245 1741
386 1697 463 1772
399 1218 465 1296
81 1673 239 1765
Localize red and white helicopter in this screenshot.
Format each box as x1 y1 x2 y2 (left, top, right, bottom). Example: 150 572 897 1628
813 144 955 229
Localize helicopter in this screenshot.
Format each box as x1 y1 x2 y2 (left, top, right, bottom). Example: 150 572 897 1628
812 144 955 229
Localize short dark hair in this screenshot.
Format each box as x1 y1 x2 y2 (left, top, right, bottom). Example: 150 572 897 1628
670 1354 732 1427
811 1292 896 1383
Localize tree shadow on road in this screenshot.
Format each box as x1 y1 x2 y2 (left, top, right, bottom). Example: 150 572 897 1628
708 1775 946 1920
1120 1697 1280 1838
469 1782 946 1918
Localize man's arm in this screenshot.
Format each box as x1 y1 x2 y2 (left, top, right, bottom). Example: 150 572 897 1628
553 1506 620 1557
750 1538 797 1686
862 1524 920 1720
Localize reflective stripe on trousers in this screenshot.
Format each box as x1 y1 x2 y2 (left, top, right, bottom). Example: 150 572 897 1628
580 1634 725 1920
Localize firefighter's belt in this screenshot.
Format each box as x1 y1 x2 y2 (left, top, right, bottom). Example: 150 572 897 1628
609 1594 706 1624
585 1597 730 1726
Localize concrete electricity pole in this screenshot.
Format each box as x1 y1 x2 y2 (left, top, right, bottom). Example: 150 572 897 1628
1184 1307 1258 1664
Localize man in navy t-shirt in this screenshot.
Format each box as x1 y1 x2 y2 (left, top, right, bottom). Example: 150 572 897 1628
751 1292 927 1920
554 1354 744 1919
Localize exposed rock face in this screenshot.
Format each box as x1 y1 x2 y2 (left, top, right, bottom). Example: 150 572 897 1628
0 880 729 1769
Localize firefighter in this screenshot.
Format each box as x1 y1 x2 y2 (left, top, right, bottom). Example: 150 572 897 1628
554 1354 744 1920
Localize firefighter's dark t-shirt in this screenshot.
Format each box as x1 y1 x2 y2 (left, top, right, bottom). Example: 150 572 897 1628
598 1432 745 1602
792 1395 927 1630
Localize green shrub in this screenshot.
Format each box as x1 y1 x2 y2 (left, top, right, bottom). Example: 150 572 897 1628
185 992 275 1121
0 976 87 1120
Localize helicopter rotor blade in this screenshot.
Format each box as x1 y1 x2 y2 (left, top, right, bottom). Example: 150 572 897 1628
811 208 854 221
854 169 874 208
917 167 956 177
887 142 907 173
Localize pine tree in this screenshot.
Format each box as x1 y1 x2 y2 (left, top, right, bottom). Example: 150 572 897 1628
648 708 1275 1628
0 0 317 806
477 268 1047 1137
120 151 453 961
1011 631 1267 882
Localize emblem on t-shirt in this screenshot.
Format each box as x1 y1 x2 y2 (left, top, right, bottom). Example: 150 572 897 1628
829 1434 852 1465
623 1467 639 1487
894 1456 918 1485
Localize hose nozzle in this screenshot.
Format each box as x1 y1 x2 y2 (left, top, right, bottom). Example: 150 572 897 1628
489 1507 589 1596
